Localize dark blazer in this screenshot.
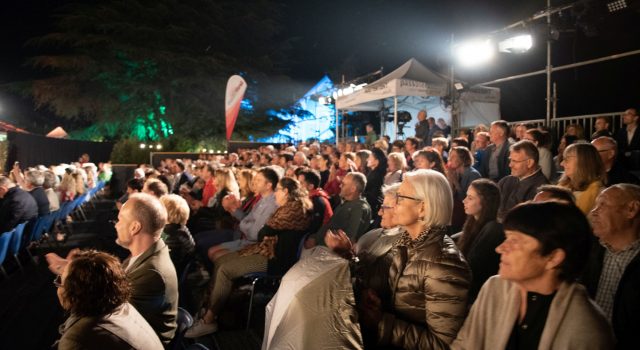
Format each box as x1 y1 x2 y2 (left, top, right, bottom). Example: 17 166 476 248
0 186 38 233
582 241 640 349
464 220 504 304
365 167 386 215
163 223 196 277
479 141 513 181
29 186 50 216
615 126 640 170
415 120 430 144
124 239 178 345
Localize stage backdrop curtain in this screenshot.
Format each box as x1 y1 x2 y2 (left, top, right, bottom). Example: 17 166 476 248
6 131 114 169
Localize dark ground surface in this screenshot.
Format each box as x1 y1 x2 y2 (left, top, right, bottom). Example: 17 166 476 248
0 198 268 350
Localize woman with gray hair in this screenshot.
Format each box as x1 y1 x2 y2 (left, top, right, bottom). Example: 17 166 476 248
43 171 60 212
359 169 471 349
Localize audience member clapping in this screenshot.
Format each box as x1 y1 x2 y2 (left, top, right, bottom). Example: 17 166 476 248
186 177 311 338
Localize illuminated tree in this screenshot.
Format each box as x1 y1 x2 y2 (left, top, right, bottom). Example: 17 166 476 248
21 0 293 142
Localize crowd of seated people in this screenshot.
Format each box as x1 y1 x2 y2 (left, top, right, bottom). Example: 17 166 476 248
2 108 639 349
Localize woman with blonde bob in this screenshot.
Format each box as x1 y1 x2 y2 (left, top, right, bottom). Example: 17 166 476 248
384 152 407 185
160 194 195 276
558 143 605 214
359 169 471 349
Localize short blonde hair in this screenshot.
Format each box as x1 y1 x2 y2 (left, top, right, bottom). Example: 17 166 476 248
403 169 453 227
159 194 190 226
387 152 407 171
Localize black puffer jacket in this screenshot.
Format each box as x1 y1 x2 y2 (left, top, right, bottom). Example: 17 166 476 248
377 226 471 349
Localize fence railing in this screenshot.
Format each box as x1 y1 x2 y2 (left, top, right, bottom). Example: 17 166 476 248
461 111 625 141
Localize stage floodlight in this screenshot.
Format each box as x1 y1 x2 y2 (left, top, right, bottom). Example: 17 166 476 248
498 34 533 53
607 0 627 12
156 144 162 150
454 82 465 91
455 39 495 67
139 143 146 149
318 97 326 104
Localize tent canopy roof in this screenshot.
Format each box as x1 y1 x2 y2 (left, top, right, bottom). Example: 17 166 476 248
369 58 448 87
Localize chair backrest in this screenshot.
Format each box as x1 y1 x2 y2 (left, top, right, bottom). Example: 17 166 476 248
168 307 194 350
9 223 27 255
31 212 57 242
297 232 313 260
0 231 13 265
58 201 75 219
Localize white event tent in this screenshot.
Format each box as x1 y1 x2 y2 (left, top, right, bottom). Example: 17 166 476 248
336 58 501 139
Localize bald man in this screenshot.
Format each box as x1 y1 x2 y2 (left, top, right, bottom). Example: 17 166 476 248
583 184 640 348
591 137 639 186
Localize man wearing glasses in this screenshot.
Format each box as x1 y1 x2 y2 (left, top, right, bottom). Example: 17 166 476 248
497 140 549 220
592 136 639 186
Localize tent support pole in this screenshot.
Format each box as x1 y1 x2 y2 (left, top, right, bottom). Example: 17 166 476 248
335 107 339 147
394 96 398 140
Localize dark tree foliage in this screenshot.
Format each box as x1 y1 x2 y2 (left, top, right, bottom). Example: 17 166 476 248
21 0 294 141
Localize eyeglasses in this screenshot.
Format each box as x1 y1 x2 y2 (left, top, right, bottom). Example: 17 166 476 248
597 148 615 153
109 219 119 225
53 274 63 288
508 158 530 164
395 193 422 205
380 205 395 212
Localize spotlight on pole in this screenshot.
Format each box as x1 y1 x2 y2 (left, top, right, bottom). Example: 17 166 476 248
454 39 495 67
498 34 533 53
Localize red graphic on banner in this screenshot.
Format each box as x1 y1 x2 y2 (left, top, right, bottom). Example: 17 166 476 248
225 75 247 140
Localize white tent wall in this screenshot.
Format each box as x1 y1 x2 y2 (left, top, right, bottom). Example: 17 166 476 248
458 100 501 130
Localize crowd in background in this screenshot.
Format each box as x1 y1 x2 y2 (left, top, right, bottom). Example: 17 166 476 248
1 107 639 349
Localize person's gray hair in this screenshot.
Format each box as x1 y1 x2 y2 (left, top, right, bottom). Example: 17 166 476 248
347 172 367 194
0 176 15 188
382 183 401 197
403 169 453 227
25 170 45 187
43 171 57 190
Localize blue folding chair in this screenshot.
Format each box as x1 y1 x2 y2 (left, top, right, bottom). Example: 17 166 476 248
32 211 57 242
0 230 13 278
8 222 27 271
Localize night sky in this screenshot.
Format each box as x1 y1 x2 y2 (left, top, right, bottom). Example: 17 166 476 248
1 0 639 133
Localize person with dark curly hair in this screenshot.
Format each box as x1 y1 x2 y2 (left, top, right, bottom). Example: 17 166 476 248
55 250 163 350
